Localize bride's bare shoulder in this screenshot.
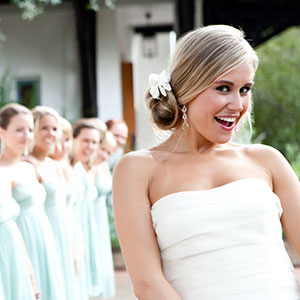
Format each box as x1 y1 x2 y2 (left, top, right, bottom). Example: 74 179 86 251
113 146 172 182
240 143 283 160
114 149 161 172
113 149 163 195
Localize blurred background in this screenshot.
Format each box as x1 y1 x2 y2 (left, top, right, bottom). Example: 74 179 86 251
1 1 300 297
0 0 299 169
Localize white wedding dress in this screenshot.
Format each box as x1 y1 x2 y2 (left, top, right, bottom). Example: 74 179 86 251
151 178 300 299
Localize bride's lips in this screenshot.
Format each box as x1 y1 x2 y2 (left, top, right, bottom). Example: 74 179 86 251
215 116 237 131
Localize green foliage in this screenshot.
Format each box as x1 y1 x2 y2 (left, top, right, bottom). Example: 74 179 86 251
87 0 116 10
287 144 300 178
12 0 62 20
252 27 300 167
107 198 120 250
0 20 6 44
0 68 13 107
12 0 116 20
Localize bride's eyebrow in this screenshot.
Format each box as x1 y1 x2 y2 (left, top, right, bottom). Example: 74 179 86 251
213 80 254 86
213 80 234 86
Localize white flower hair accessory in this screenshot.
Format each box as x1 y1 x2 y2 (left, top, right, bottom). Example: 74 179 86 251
148 70 172 100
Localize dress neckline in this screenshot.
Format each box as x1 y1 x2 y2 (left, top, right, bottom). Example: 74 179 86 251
13 181 42 191
151 178 273 210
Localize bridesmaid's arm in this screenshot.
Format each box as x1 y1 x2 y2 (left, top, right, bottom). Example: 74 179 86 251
113 152 183 300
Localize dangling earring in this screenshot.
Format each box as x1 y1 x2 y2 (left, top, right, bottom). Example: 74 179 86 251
181 105 189 131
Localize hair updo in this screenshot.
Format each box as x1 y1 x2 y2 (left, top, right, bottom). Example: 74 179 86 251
145 24 259 130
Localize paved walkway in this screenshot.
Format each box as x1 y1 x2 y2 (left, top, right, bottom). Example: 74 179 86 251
92 270 135 300
106 271 135 300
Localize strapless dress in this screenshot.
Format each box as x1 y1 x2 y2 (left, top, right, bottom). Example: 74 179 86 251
78 169 103 297
13 182 66 300
65 182 88 300
0 198 35 300
43 182 77 300
94 170 116 298
151 178 300 300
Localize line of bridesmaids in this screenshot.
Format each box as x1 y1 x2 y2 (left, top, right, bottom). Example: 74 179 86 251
0 103 117 300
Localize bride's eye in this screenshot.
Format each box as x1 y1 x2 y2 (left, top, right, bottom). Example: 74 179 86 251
240 86 251 94
216 86 230 92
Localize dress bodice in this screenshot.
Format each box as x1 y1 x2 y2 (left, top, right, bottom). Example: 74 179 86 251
64 182 76 207
0 198 19 224
94 171 112 197
42 182 67 209
151 178 300 300
13 182 46 214
82 173 98 204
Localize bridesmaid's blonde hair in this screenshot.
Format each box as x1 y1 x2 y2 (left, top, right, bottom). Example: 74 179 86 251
31 105 60 132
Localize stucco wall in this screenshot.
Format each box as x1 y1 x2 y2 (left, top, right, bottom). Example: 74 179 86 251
0 3 81 122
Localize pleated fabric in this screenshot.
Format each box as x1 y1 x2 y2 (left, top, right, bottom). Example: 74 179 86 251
75 164 103 298
0 279 5 300
151 178 300 300
94 169 116 298
65 182 89 300
13 183 67 300
0 198 35 300
43 182 78 300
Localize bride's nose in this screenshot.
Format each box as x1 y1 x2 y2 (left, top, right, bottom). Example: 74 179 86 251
227 92 245 112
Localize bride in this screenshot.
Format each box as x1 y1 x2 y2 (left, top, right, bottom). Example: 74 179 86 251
113 24 300 300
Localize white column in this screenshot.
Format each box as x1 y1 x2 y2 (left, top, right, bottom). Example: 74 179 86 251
96 8 123 122
195 0 204 28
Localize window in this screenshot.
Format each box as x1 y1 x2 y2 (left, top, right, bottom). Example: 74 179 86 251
16 77 40 108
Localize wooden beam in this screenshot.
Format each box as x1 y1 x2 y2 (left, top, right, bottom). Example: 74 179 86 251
176 0 195 38
72 0 98 117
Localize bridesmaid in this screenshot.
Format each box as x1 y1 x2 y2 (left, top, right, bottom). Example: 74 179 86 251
72 119 103 298
0 187 36 300
0 108 36 300
0 103 65 300
51 117 88 300
26 106 77 300
91 127 117 298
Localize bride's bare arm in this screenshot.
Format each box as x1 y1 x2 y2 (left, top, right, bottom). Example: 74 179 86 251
251 145 300 257
113 151 183 300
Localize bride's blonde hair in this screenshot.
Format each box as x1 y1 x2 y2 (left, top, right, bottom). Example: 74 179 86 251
146 25 258 131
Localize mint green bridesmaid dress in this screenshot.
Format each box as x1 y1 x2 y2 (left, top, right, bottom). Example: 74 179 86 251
43 181 78 300
94 169 116 298
13 182 67 300
0 278 4 300
0 198 35 300
75 164 103 298
65 182 88 300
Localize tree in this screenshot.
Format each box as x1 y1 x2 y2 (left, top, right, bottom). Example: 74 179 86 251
252 26 300 175
12 0 116 20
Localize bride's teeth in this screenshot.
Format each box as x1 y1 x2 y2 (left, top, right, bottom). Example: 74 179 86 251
217 117 236 122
